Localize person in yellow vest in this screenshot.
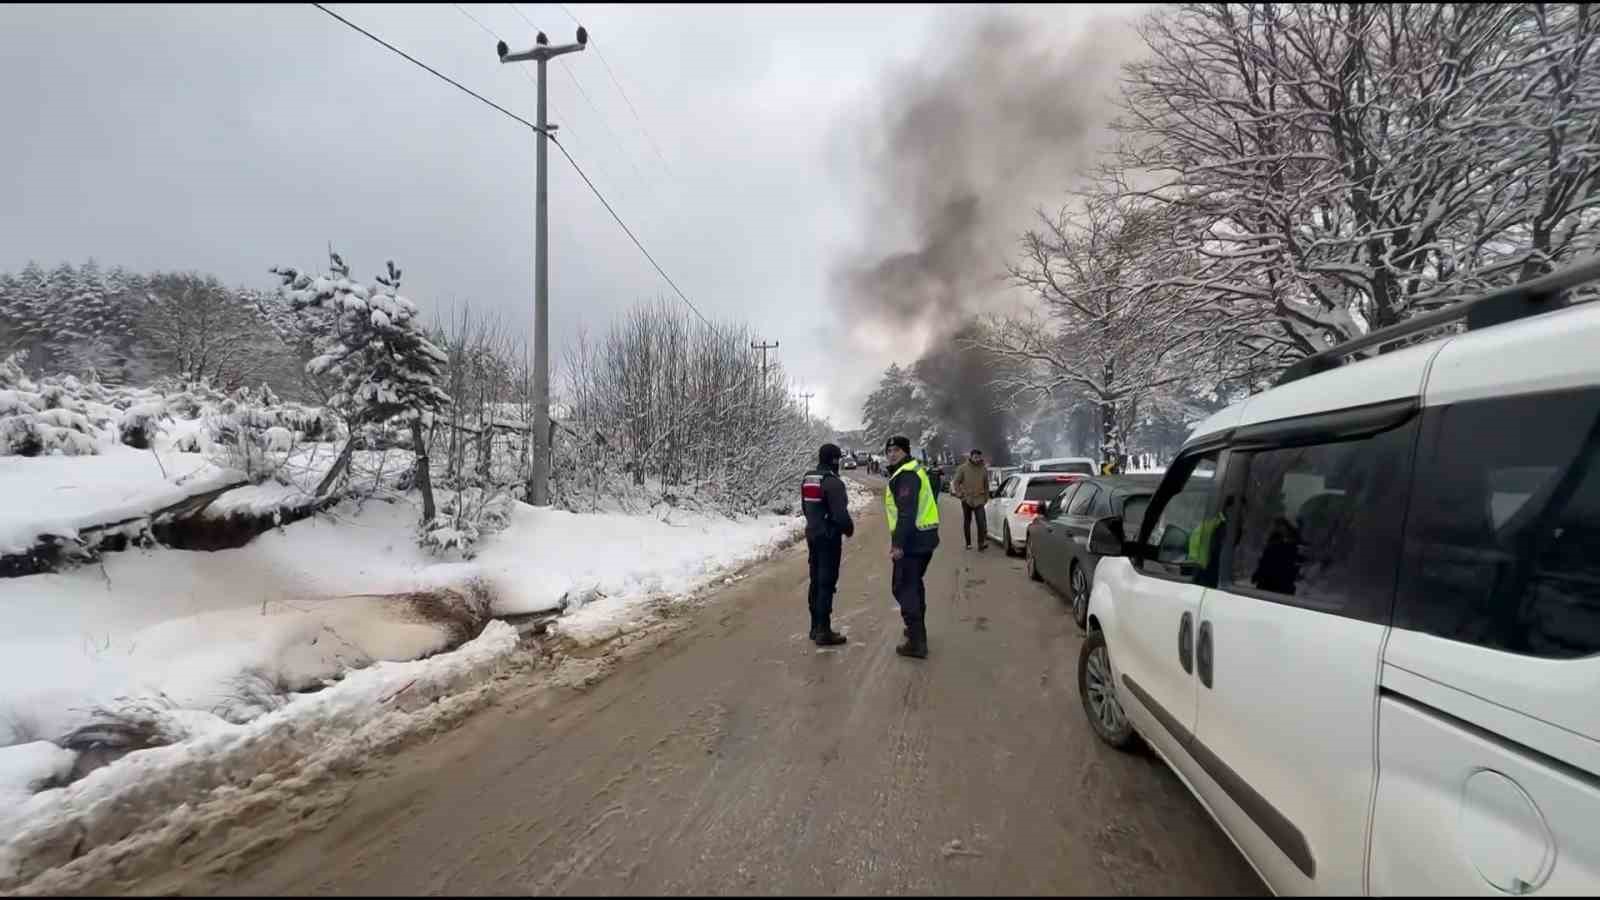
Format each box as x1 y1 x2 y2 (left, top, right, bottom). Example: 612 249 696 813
883 435 941 659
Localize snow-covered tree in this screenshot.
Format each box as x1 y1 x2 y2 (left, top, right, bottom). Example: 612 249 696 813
1110 3 1600 377
559 300 813 514
271 253 451 522
0 352 102 457
1 262 52 371
860 363 930 449
137 272 281 390
977 190 1225 465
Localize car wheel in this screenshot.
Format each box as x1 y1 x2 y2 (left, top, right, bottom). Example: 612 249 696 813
1003 523 1017 557
1070 561 1090 630
1026 542 1041 581
1079 630 1136 751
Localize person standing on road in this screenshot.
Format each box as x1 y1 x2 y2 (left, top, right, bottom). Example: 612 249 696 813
950 448 991 551
801 443 854 646
883 435 940 659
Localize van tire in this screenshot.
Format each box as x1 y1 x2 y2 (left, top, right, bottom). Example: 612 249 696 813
1079 631 1137 751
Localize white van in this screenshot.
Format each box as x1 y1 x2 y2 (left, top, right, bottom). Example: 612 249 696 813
1078 260 1600 895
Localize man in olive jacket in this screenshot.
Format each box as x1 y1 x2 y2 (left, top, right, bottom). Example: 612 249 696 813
950 448 991 551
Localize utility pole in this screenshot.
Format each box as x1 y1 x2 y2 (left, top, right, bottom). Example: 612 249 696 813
799 391 814 424
498 27 588 507
751 339 779 382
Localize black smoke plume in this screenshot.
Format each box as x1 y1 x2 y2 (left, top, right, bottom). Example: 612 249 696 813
833 10 1142 456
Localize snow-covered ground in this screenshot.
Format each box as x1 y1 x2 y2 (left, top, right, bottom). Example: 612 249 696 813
0 477 827 890
0 379 880 893
0 620 519 888
0 441 236 555
1 494 813 746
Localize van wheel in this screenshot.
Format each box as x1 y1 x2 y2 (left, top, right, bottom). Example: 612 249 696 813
1070 562 1090 630
1079 631 1136 751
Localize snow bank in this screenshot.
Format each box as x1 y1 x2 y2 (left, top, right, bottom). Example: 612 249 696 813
0 470 836 889
201 481 317 520
0 446 235 554
0 621 518 889
0 500 454 746
540 508 804 646
445 504 805 616
0 743 75 810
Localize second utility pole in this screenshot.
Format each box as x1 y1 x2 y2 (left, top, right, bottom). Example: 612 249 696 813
751 339 778 383
499 27 588 507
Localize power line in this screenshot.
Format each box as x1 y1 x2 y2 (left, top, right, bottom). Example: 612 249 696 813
449 4 585 153
451 2 496 38
547 134 713 328
311 2 716 332
554 2 676 178
311 3 548 135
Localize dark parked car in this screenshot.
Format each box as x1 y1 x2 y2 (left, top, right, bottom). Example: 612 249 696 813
1024 475 1163 629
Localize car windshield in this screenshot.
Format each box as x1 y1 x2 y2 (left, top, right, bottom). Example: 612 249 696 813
1036 461 1094 475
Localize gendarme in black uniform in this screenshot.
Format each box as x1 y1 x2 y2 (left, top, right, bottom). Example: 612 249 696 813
801 443 854 646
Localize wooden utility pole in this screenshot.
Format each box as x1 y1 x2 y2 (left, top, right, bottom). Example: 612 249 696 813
751 339 779 381
799 391 814 423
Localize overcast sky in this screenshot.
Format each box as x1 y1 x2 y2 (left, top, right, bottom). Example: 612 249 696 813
0 3 1135 428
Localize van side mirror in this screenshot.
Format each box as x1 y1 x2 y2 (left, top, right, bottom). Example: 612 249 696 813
1042 499 1057 518
1088 516 1128 556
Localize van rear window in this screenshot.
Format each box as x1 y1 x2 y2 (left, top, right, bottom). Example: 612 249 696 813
1393 387 1600 659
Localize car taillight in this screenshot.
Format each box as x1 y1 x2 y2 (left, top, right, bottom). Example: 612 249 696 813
1016 501 1041 517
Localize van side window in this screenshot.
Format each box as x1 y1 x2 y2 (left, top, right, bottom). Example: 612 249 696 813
1141 452 1222 582
1224 420 1415 621
1394 388 1600 658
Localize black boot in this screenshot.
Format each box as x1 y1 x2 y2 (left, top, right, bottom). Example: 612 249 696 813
896 638 928 658
897 623 928 658
815 629 847 647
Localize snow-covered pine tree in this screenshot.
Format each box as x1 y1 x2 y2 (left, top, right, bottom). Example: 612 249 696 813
9 262 50 372
271 253 451 521
55 259 126 383
0 271 19 358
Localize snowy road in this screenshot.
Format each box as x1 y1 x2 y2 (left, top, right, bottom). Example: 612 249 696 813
116 480 1263 896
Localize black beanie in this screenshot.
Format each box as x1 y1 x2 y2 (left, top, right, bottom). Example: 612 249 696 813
819 443 842 466
885 435 911 454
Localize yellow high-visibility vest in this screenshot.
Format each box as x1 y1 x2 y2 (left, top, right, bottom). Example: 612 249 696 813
884 459 941 532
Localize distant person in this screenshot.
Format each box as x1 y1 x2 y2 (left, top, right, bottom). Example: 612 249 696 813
883 435 941 659
950 448 991 551
801 443 854 646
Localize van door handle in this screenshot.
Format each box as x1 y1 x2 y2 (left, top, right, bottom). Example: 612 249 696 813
1178 611 1194 674
1197 620 1213 689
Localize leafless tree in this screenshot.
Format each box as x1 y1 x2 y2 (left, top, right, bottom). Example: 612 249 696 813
138 273 285 390
976 191 1227 464
1110 3 1600 374
559 300 814 514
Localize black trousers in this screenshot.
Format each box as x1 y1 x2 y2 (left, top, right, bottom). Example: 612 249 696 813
961 503 988 547
892 553 933 643
807 536 843 631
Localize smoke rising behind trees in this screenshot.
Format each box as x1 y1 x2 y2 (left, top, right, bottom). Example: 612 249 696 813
832 8 1145 453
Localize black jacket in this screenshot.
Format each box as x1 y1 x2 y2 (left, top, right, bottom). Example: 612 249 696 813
889 464 941 556
802 466 854 542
